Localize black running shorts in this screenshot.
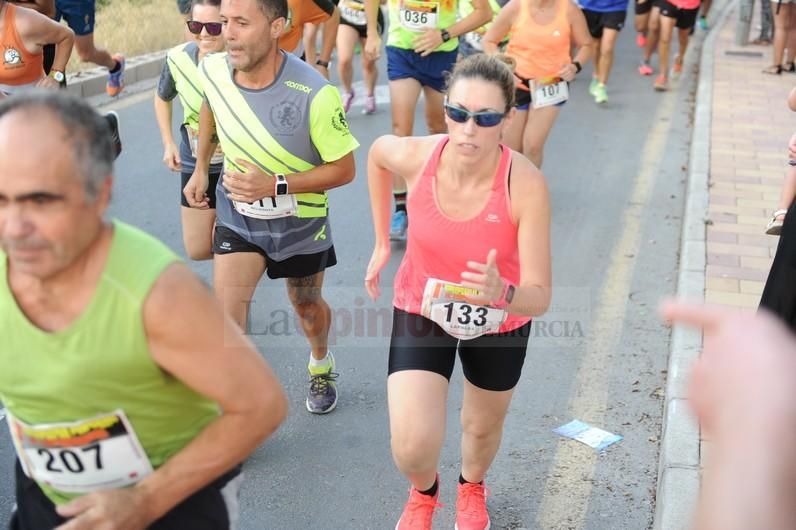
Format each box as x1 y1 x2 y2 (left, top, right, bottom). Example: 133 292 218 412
635 0 654 15
212 225 337 279
387 308 532 392
582 8 627 38
657 0 699 28
9 461 242 530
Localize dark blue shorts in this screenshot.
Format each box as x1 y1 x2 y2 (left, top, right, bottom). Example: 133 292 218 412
55 0 95 36
386 46 458 93
515 78 568 111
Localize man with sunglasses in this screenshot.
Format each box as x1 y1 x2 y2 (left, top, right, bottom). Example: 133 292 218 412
185 0 358 415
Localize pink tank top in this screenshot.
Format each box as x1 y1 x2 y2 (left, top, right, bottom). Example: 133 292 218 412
393 136 531 334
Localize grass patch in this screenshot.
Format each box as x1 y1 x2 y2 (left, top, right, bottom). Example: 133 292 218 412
67 0 185 73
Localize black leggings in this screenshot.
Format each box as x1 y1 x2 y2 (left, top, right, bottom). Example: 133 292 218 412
388 308 532 392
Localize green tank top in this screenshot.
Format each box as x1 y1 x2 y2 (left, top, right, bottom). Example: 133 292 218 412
0 221 220 505
387 0 459 52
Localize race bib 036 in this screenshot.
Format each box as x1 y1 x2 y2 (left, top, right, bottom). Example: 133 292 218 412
399 0 439 30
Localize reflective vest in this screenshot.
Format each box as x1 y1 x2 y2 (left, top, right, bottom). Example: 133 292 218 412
199 53 328 218
166 43 204 130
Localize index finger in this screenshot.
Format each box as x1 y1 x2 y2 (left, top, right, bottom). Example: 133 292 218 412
658 299 726 331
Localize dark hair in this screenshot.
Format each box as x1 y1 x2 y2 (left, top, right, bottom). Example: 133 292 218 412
446 54 516 112
191 0 221 14
255 0 288 20
0 91 113 199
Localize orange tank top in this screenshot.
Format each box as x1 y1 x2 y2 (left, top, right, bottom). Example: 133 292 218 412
0 3 44 86
506 0 571 80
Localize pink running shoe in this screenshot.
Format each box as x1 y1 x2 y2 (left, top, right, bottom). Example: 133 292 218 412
638 62 654 76
395 480 442 530
363 94 376 115
636 32 647 48
343 91 355 113
455 482 490 530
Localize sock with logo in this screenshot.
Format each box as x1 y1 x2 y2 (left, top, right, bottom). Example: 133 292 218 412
394 192 407 213
109 61 121 74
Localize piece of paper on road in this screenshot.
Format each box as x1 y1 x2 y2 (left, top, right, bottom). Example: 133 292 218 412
553 419 623 451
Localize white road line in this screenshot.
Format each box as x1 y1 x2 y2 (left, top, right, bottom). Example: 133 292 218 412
0 408 6 422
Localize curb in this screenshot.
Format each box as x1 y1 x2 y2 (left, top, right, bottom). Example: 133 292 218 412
652 1 736 528
63 50 167 100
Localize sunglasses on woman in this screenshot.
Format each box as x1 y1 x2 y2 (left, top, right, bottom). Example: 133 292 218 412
443 101 506 128
187 20 223 36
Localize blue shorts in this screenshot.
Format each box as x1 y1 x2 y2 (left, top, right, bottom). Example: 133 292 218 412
55 0 95 36
386 46 458 93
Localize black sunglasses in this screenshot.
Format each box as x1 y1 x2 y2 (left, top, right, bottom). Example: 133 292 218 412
187 20 223 36
443 102 506 128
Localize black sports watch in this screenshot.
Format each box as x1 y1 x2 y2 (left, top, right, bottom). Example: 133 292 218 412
572 61 582 74
440 29 451 42
274 174 288 196
316 59 330 68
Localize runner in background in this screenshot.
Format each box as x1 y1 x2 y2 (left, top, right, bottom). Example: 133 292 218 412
483 0 592 167
281 0 340 79
0 0 73 94
337 0 384 114
638 0 660 76
458 0 510 57
580 0 628 104
363 0 492 242
652 0 699 91
54 0 125 96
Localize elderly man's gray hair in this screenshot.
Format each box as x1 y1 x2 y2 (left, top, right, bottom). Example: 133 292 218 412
0 91 114 199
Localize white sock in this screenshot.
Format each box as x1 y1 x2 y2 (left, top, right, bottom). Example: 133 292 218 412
309 352 330 369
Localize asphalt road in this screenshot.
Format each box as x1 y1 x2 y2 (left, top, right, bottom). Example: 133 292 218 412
0 24 702 529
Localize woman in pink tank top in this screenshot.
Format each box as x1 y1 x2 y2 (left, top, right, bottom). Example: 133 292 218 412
365 54 551 530
481 0 592 168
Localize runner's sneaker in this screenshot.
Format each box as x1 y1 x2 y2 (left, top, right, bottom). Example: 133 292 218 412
654 75 669 91
588 77 599 97
390 210 408 241
343 90 355 113
104 111 122 160
672 57 683 78
638 61 654 76
593 82 608 104
306 352 339 414
106 54 125 97
698 15 708 30
395 480 442 530
363 94 377 115
455 482 490 530
636 32 647 48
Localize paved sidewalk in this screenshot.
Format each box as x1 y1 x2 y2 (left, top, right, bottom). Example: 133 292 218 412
655 3 793 529
706 9 793 307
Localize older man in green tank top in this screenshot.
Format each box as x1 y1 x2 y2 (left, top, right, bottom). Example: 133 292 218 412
0 92 287 530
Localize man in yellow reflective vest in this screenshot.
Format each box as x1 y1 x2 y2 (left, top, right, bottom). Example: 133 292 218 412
186 0 359 415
